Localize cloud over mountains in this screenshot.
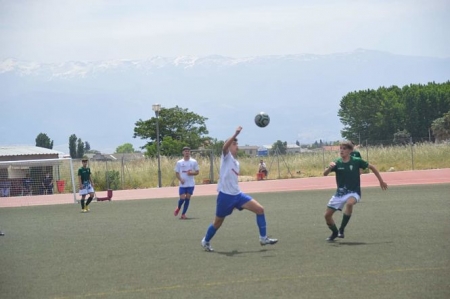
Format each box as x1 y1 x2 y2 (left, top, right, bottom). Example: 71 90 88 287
1 49 449 154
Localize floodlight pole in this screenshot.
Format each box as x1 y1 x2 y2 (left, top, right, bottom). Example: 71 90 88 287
152 104 162 188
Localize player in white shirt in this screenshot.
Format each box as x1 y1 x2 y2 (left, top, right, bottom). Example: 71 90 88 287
201 126 278 252
174 146 200 219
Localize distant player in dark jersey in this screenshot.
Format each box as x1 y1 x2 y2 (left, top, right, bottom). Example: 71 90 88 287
201 126 278 252
350 141 361 158
323 140 388 241
78 157 95 213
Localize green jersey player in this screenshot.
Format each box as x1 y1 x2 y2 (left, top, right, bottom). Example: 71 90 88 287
323 141 388 241
78 157 95 213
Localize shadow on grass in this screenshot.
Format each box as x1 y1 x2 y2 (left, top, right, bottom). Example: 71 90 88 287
216 249 272 257
329 241 393 246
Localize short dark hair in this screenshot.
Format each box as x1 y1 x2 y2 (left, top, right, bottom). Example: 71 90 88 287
182 146 190 151
340 140 354 151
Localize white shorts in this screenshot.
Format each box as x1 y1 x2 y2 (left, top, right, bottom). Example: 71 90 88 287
327 192 360 211
79 183 95 196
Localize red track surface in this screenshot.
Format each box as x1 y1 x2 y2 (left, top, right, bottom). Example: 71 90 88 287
1 168 449 208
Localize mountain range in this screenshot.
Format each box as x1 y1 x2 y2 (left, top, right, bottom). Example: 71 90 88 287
1 49 449 154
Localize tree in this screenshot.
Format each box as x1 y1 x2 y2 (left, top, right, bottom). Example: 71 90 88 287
69 134 77 158
115 143 135 154
339 82 450 144
69 134 86 158
393 129 411 145
76 138 85 158
35 133 53 149
133 106 210 157
271 140 287 154
84 141 91 152
204 138 225 156
431 111 450 142
145 136 186 157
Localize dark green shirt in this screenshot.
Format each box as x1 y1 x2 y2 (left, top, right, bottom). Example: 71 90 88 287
350 150 361 158
78 167 91 184
330 156 369 196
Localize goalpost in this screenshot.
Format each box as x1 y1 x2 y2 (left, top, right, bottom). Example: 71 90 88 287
0 157 77 203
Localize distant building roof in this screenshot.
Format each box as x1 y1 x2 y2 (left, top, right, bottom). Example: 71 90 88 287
89 153 146 161
0 146 63 162
0 146 62 157
110 153 146 161
322 145 340 151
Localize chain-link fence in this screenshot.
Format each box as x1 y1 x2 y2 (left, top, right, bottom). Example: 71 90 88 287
82 140 449 190
0 158 77 200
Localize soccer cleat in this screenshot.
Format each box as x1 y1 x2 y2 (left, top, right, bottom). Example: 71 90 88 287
81 209 88 213
201 238 214 252
326 231 338 241
338 230 344 238
174 208 180 216
260 237 278 246
85 206 90 212
180 214 187 219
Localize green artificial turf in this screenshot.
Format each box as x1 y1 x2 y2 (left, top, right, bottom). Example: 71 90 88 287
0 184 449 299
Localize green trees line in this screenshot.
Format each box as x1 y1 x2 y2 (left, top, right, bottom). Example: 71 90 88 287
339 81 450 144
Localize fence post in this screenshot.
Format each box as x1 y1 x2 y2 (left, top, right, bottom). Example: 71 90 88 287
322 147 325 170
410 136 414 170
209 150 214 183
365 140 369 164
121 156 124 190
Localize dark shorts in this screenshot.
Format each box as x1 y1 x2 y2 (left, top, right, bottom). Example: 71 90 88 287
216 192 252 218
179 186 195 196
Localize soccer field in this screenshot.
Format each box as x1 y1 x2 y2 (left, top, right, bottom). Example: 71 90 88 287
1 184 449 299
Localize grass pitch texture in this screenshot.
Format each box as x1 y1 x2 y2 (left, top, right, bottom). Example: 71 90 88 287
1 184 449 299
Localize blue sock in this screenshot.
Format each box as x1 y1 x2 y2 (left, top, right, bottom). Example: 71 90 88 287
177 199 185 209
204 224 217 242
182 199 190 214
256 214 267 237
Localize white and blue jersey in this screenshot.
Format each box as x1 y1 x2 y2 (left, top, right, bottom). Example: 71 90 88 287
216 152 252 217
217 151 241 195
175 158 199 188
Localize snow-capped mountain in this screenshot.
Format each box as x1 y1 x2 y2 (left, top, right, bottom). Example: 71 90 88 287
1 49 449 153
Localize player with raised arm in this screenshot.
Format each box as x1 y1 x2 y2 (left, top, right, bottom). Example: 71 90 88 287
323 141 388 241
201 126 278 252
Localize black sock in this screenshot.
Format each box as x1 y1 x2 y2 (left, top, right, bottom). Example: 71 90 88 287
81 199 85 209
328 223 338 234
86 196 93 206
339 214 351 232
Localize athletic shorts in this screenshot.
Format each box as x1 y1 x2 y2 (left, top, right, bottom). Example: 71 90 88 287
179 186 195 196
216 192 252 218
327 192 360 211
79 183 95 196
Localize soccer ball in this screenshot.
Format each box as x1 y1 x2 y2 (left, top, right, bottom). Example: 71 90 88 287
254 112 270 128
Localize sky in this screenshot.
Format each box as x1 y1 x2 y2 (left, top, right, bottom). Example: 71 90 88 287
1 0 450 154
1 0 449 63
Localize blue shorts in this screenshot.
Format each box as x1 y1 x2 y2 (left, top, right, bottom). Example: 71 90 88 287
179 186 195 196
216 192 252 218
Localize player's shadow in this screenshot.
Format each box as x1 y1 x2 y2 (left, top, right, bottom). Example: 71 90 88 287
216 249 273 257
330 241 393 246
178 217 199 221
